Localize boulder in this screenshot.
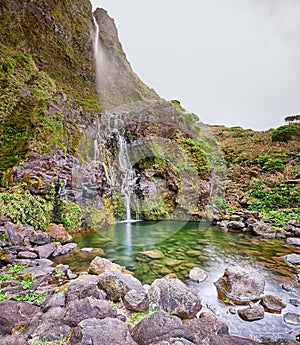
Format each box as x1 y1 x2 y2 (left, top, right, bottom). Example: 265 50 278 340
34 243 56 259
248 221 276 238
65 276 106 302
124 289 149 312
29 231 51 245
183 312 228 343
237 304 264 322
98 271 144 301
46 223 72 243
131 311 195 345
214 266 265 302
228 221 245 230
189 267 208 283
70 317 137 345
42 291 66 312
17 251 38 259
52 243 77 257
260 295 286 313
88 256 122 275
30 319 71 342
286 238 300 247
64 297 117 325
0 300 39 335
283 312 300 325
148 276 202 319
5 222 34 246
284 254 300 265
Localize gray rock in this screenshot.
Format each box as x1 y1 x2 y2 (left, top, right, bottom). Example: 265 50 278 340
52 243 77 257
46 223 72 243
42 291 66 312
31 319 71 342
183 313 228 343
228 221 245 230
150 339 195 345
237 304 264 321
17 251 38 259
286 237 300 247
67 269 78 279
41 306 66 321
149 276 202 319
71 317 137 345
189 267 208 283
64 297 117 325
34 243 56 259
0 300 39 335
34 258 54 266
210 335 261 344
261 295 286 312
289 299 300 307
230 215 242 222
22 266 55 278
284 253 300 265
5 222 34 246
98 271 144 301
131 311 195 345
214 266 265 302
124 289 149 312
66 276 106 302
88 256 122 275
29 231 51 245
283 312 300 325
249 221 276 238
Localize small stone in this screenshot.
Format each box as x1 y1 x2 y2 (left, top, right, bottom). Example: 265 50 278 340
52 243 77 257
286 238 300 247
189 267 208 283
35 243 56 259
290 299 300 307
137 250 165 260
29 231 51 246
261 295 286 312
230 215 242 222
18 251 38 260
283 312 300 325
81 247 94 252
237 304 264 322
285 254 300 265
229 307 237 314
228 221 245 230
124 289 149 312
282 284 295 292
67 269 78 280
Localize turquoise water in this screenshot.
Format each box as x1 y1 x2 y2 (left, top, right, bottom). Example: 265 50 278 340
56 221 300 341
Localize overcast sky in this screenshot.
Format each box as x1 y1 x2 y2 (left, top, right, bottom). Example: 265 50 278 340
91 0 300 130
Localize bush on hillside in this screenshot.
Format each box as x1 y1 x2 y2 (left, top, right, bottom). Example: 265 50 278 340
271 124 300 142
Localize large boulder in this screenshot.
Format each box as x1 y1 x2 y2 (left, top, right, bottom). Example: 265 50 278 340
29 231 51 245
248 221 276 238
124 289 149 312
46 223 72 243
64 297 117 325
70 317 137 345
88 256 122 275
148 276 202 319
214 266 265 302
131 311 195 345
97 271 144 301
30 320 71 342
183 312 228 343
0 300 40 335
4 222 34 246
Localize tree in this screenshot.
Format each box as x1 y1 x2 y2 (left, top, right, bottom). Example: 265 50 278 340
285 115 300 123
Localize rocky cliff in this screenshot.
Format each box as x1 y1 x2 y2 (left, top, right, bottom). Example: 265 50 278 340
0 0 222 229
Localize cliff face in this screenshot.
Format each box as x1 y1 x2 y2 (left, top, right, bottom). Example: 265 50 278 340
0 1 220 228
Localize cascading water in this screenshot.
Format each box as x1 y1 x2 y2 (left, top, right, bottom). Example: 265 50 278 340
93 14 138 221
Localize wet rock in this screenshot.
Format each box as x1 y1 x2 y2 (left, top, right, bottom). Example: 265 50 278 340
261 295 286 313
131 311 195 345
230 214 242 222
34 243 56 259
284 254 300 265
283 312 300 325
138 250 165 260
31 319 71 342
189 267 208 283
237 304 264 322
150 339 195 345
52 243 77 257
149 276 202 319
98 271 144 301
286 238 300 247
273 339 300 345
65 276 106 302
210 335 261 344
249 221 276 238
71 317 137 345
124 289 149 312
228 221 245 230
64 297 117 325
88 256 122 275
46 223 72 243
17 251 38 259
214 266 265 302
219 221 228 228
282 284 295 292
0 300 39 335
5 222 34 246
29 231 51 245
183 312 228 343
289 299 300 307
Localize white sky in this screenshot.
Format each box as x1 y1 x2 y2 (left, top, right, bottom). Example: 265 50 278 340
91 0 300 130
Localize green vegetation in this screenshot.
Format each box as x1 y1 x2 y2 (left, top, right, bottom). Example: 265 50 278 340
0 187 53 230
271 124 300 142
257 155 286 173
14 290 48 306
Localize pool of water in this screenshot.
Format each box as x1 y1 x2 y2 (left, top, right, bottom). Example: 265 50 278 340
56 221 300 341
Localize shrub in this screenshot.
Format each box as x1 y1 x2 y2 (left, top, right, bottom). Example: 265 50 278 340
271 124 300 142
